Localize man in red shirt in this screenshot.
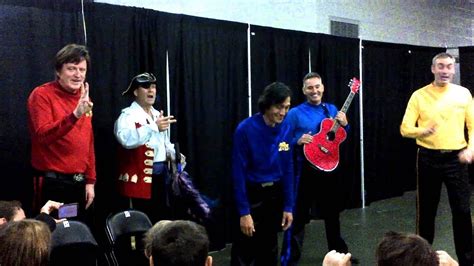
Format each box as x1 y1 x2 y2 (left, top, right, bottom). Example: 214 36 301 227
27 43 95 218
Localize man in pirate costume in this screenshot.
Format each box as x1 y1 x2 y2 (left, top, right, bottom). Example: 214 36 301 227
114 72 177 223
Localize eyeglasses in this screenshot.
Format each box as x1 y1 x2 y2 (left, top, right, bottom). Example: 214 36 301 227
135 72 156 83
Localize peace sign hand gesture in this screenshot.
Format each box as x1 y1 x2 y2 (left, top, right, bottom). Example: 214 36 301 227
73 82 94 118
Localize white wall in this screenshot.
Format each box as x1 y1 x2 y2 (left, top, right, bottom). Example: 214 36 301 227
94 0 474 47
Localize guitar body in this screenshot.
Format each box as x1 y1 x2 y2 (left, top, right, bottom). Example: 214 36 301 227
302 77 359 172
303 118 347 172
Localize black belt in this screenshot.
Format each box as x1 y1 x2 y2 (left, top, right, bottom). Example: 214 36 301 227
248 180 280 188
44 171 85 182
419 147 462 154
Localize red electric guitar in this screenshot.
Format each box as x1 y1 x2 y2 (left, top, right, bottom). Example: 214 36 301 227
303 78 360 171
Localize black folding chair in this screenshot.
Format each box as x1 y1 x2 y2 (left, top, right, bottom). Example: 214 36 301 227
50 220 101 266
105 210 152 266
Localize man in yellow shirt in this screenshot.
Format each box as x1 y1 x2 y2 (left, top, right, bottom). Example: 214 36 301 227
400 52 473 266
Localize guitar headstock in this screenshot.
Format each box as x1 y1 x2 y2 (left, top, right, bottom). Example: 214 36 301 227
348 78 360 94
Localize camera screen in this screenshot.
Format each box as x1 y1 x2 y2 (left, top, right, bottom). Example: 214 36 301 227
58 203 78 219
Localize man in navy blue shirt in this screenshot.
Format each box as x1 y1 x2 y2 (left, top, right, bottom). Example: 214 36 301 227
231 82 294 266
281 72 355 265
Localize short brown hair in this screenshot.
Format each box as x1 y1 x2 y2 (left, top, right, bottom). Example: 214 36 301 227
0 219 51 266
431 52 454 66
144 220 209 266
54 43 90 72
302 72 322 88
376 231 438 266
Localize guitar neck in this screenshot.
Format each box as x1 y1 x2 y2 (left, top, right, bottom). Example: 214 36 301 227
330 91 356 132
340 91 356 114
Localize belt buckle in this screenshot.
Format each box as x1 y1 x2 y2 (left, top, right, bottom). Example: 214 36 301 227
440 149 453 154
44 171 56 179
261 182 274 187
73 174 85 182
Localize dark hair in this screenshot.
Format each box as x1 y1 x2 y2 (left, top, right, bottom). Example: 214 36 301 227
431 52 454 66
0 219 51 266
302 72 322 87
0 200 22 222
54 43 90 72
145 220 209 266
376 231 438 266
257 82 291 113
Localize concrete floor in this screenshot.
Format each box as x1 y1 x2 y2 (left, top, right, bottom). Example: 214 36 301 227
210 185 473 265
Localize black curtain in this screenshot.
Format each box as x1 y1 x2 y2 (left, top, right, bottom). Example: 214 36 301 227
311 34 361 208
250 25 311 106
0 0 86 212
459 46 474 94
171 15 248 198
170 16 248 249
362 41 444 203
459 46 474 183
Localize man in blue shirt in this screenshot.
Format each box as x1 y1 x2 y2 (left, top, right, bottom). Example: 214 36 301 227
281 72 355 265
231 82 294 266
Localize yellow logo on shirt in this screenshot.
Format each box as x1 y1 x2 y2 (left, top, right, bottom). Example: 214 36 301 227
279 142 289 152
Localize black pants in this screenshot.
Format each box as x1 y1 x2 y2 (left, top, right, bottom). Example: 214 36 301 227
281 162 347 265
41 172 90 223
128 163 170 224
417 148 472 266
231 182 283 266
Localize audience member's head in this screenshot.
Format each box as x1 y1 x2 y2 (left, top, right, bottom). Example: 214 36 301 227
376 231 438 266
0 219 51 266
0 200 26 227
144 220 212 266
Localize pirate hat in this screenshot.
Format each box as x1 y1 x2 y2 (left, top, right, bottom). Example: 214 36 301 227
122 72 157 96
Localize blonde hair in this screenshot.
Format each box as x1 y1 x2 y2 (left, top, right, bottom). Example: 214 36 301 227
0 219 51 266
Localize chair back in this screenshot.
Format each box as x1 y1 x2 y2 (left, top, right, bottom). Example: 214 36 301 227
50 220 99 266
106 210 152 266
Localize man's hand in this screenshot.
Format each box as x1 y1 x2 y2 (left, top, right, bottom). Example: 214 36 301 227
436 250 458 266
85 183 95 209
73 82 94 118
335 111 348 127
420 126 436 137
458 148 473 164
419 121 437 137
281 211 293 231
179 153 186 164
240 214 255 237
156 110 177 132
40 200 63 215
323 250 352 266
297 131 312 145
